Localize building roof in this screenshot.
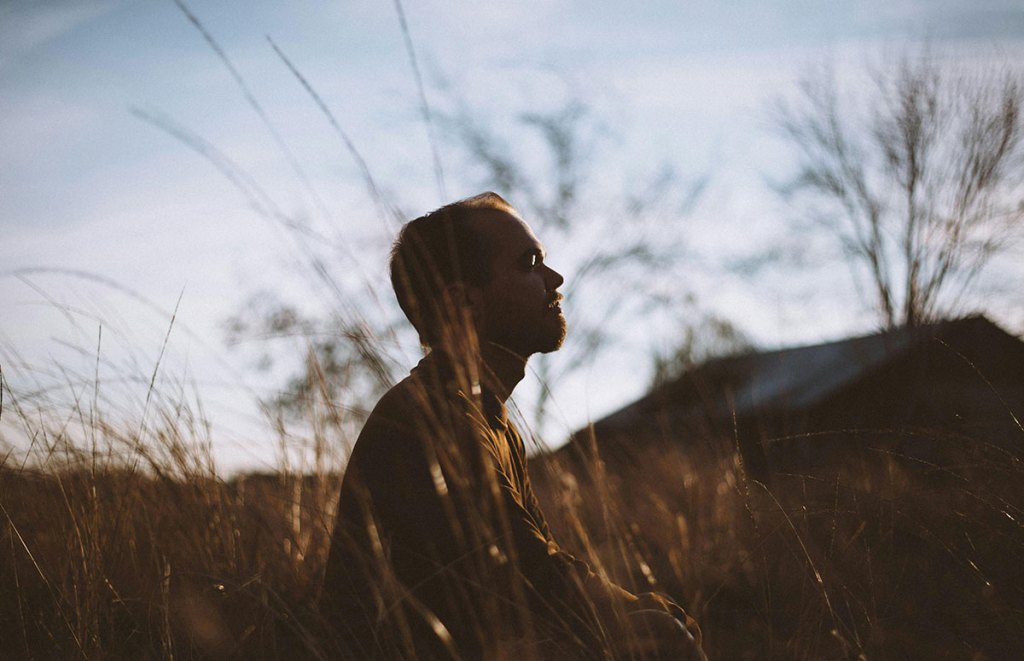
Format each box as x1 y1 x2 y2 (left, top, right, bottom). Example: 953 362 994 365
579 315 1024 445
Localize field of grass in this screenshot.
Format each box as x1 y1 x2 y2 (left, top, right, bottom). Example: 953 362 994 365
3 367 1022 661
6 4 1023 657
537 428 1024 659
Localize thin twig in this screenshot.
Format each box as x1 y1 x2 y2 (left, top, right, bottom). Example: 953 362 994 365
138 287 185 444
393 0 447 201
171 0 333 224
266 36 396 226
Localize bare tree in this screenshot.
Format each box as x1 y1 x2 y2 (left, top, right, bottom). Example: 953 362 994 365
650 310 753 387
775 48 1024 328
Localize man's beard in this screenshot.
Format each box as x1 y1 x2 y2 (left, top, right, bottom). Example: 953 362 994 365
485 311 567 358
536 313 567 354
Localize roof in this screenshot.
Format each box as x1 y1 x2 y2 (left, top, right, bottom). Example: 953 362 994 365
579 315 1024 444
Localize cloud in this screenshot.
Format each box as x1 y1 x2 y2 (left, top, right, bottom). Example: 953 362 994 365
0 0 122 70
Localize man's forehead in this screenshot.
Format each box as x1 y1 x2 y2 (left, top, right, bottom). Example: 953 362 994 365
469 207 541 250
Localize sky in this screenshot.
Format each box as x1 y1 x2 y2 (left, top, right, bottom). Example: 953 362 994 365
3 0 1024 472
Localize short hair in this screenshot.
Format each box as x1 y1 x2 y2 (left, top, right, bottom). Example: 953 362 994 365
390 192 513 346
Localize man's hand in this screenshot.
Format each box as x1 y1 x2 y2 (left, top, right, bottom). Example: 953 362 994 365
580 578 705 659
621 592 706 661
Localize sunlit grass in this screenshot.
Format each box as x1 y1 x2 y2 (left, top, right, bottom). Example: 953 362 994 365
4 6 1022 656
3 343 1022 659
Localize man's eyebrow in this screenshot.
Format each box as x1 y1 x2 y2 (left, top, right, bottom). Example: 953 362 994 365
521 246 545 262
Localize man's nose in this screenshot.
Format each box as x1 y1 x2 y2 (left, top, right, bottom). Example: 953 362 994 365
544 265 564 290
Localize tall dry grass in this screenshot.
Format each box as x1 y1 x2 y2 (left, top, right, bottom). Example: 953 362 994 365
3 351 1023 659
536 425 1024 660
4 5 1021 657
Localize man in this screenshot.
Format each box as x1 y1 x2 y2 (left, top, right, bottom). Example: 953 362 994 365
320 193 703 659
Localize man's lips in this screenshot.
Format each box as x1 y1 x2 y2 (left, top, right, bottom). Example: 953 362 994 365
546 293 563 312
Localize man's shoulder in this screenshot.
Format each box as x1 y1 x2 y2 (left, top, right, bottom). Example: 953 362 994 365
368 374 419 417
343 368 464 489
355 368 455 446
358 376 422 439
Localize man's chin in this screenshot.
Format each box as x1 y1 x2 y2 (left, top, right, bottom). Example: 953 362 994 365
538 341 564 355
537 319 567 354
493 317 567 357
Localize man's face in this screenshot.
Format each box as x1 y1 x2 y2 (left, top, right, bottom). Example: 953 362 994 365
469 208 566 357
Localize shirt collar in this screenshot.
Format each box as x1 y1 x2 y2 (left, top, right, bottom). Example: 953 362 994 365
417 349 509 432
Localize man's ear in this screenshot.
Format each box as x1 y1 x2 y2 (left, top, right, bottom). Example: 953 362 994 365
445 282 484 321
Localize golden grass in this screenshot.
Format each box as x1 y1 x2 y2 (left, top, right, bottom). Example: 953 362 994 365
2 371 1023 659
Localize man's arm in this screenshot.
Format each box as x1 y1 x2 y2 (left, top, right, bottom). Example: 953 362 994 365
477 422 705 658
340 385 703 658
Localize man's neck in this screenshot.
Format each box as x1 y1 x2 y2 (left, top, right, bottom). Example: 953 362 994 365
428 340 528 404
479 342 528 403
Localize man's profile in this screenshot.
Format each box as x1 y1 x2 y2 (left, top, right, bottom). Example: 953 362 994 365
320 193 704 659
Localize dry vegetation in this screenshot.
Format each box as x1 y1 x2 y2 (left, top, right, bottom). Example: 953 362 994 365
538 428 1024 659
6 3 1023 656
2 371 1022 659
4 17 1022 655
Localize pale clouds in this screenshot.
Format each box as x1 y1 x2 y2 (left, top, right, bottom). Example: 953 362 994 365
0 0 123 70
2 0 1023 469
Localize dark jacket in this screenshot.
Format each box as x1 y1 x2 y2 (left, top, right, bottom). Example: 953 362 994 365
319 352 702 660
320 352 619 659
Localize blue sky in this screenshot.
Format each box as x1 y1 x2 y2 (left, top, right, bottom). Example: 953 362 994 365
3 0 1023 471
